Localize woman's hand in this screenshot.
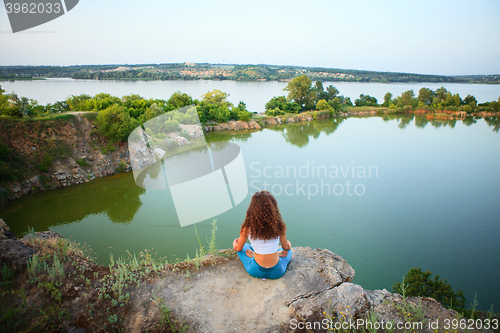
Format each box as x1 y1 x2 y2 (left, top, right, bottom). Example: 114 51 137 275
232 238 238 250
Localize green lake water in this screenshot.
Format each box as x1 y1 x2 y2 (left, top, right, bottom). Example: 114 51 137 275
2 115 499 310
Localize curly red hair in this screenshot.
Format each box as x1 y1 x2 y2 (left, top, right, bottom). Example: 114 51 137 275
241 191 286 241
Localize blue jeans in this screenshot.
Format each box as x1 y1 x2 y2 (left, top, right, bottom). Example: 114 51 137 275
236 243 292 279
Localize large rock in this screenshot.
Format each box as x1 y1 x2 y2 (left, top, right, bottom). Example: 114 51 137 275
0 239 35 268
0 218 16 240
137 247 355 333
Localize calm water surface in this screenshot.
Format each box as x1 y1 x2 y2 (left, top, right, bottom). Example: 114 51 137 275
2 115 499 310
2 79 500 112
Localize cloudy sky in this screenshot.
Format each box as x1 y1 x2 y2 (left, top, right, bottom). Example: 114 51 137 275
1 0 499 75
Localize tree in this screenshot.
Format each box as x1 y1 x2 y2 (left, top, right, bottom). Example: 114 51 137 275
66 94 92 111
284 75 315 110
207 105 231 123
355 94 378 107
316 99 331 111
451 93 462 107
201 89 233 107
463 94 477 106
45 101 70 114
167 91 194 109
95 105 137 142
142 103 164 122
417 88 435 106
235 101 251 121
392 268 466 312
326 85 339 101
265 96 301 114
435 87 449 100
397 90 418 108
381 92 393 107
312 81 327 103
0 86 8 111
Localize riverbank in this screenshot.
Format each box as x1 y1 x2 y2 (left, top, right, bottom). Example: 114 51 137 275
2 221 496 332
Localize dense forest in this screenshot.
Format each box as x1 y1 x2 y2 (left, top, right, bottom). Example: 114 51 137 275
1 63 498 84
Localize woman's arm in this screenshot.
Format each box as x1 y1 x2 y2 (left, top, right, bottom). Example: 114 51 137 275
233 228 249 252
280 233 291 250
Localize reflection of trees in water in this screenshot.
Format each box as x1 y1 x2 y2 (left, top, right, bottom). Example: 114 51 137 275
207 141 230 152
4 173 146 235
205 130 254 144
462 116 477 126
268 118 345 148
398 116 413 129
106 183 145 224
283 123 320 148
415 117 428 129
484 116 500 132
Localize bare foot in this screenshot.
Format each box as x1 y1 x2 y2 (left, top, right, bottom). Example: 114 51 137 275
245 249 255 258
278 250 288 257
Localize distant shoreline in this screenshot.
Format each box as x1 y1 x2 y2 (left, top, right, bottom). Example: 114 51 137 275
2 63 499 84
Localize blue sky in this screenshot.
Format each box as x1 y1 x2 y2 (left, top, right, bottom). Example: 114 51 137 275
1 0 499 75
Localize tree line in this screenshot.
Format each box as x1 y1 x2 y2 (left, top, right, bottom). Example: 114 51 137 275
3 64 498 83
1 76 499 142
0 86 252 142
266 75 500 115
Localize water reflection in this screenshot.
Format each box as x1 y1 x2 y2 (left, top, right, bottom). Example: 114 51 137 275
484 116 500 132
380 114 500 131
2 172 145 236
268 118 346 148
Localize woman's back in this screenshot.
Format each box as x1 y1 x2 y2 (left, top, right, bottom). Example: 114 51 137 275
248 235 279 255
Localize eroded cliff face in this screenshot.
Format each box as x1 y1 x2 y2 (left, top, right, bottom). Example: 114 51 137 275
1 114 131 204
0 226 483 333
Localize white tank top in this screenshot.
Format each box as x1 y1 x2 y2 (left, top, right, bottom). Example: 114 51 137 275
249 235 279 255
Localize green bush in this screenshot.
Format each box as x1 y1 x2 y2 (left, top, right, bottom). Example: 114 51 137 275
404 105 413 113
163 119 180 133
266 107 285 117
95 105 137 142
115 161 127 173
37 154 53 172
75 158 88 167
392 268 466 312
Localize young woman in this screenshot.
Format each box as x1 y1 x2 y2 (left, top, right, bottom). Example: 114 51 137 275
232 191 292 279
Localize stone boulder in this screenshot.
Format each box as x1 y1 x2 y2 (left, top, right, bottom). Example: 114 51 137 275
0 239 35 268
0 218 16 240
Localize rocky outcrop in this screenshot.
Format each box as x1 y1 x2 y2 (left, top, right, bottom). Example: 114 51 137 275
0 228 63 268
0 218 16 240
0 224 481 333
203 120 261 132
5 143 131 201
132 247 469 333
1 114 132 204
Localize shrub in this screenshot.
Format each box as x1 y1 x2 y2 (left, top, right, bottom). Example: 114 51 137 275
37 154 53 172
237 110 251 121
95 105 137 142
75 158 88 167
266 107 285 117
163 119 180 133
392 268 466 312
115 161 128 173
